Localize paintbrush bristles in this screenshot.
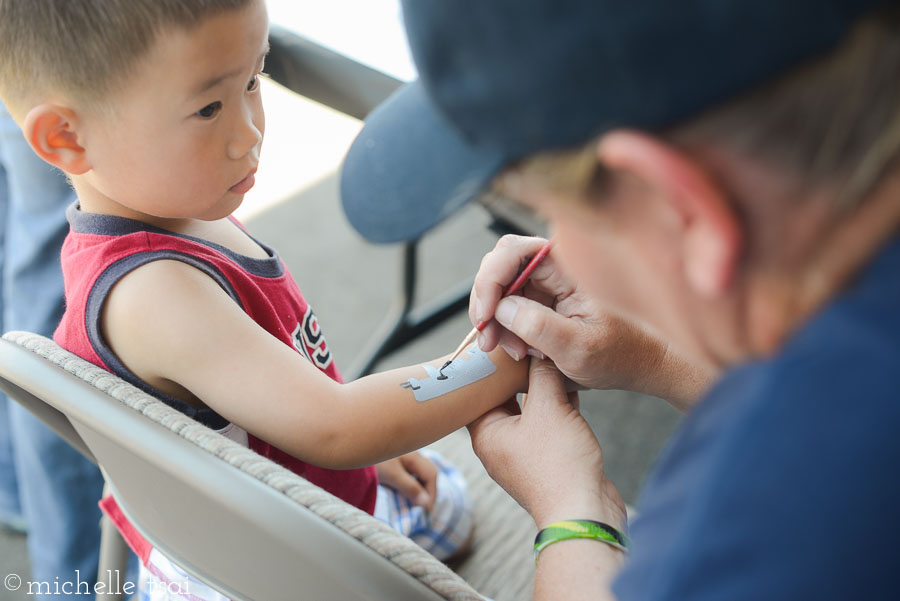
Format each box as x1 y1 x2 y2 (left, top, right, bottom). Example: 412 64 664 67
445 326 479 367
441 239 555 375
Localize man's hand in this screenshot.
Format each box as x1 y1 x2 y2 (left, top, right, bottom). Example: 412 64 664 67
471 234 714 408
375 451 439 511
467 358 626 529
469 359 627 601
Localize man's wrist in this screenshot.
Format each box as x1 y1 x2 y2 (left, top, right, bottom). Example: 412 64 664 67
623 329 714 410
653 343 716 410
532 487 627 532
534 519 630 559
600 319 673 395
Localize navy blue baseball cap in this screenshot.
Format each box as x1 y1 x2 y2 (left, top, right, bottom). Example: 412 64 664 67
341 0 891 243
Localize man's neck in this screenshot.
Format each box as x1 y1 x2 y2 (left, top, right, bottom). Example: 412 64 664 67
744 173 900 357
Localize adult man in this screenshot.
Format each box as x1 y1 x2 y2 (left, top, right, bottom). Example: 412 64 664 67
340 0 900 599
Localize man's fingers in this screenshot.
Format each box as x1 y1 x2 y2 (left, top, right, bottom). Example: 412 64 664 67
499 396 523 415
476 319 503 352
470 235 550 324
479 316 547 362
467 398 522 472
495 327 529 361
494 296 580 362
523 357 568 412
467 399 519 438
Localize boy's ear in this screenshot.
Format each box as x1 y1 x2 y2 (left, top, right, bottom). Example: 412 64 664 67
595 129 743 297
22 104 91 175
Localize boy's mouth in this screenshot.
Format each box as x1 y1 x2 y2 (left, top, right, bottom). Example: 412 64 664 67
230 169 257 194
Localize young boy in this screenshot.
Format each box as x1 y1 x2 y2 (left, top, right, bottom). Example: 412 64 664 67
0 0 528 598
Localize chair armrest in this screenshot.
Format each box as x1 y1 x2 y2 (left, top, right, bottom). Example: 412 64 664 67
267 24 403 120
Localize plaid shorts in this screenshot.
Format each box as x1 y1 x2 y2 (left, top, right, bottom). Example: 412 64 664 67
137 448 472 601
373 448 473 560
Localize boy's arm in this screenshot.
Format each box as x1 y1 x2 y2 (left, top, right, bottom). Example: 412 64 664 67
103 260 527 469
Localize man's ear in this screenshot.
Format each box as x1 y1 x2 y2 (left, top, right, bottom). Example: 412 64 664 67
22 104 90 175
596 129 743 297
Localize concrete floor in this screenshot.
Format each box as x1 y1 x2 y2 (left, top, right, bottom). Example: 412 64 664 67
0 80 683 595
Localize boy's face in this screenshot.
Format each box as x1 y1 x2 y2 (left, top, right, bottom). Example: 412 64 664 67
79 0 269 222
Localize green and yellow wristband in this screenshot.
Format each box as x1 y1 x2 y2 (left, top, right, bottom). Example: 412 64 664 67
534 520 629 562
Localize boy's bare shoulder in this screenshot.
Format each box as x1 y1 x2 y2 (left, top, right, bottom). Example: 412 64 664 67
101 258 244 378
104 258 230 316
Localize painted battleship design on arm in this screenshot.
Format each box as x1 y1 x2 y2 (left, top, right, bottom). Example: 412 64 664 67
401 348 497 402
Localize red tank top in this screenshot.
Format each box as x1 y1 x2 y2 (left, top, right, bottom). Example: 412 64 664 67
54 204 377 513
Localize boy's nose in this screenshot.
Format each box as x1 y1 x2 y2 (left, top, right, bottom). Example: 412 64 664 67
228 110 263 160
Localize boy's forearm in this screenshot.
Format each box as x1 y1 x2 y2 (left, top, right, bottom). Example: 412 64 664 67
308 346 527 468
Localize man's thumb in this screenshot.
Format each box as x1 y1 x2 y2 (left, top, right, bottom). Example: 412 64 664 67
524 357 569 411
495 296 577 362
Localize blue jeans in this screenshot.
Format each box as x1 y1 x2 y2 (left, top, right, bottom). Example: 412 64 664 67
0 104 107 598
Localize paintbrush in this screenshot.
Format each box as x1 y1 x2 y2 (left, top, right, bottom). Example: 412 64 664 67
440 238 555 374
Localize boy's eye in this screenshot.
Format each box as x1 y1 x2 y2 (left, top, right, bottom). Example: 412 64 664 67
196 101 222 119
247 75 260 92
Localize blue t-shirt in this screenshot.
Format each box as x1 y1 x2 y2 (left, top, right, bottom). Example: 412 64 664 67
613 237 900 601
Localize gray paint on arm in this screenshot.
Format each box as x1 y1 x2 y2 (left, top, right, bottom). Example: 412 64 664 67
401 348 497 402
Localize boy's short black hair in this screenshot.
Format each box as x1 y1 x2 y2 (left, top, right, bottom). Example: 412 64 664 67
0 0 253 118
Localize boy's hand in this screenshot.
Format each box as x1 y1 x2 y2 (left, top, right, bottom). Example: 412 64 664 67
376 452 438 512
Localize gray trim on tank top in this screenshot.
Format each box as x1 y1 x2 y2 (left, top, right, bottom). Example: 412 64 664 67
66 202 284 277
